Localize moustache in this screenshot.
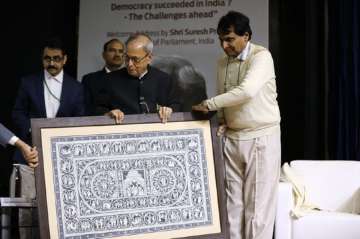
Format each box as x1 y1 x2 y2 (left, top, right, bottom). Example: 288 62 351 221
47 66 57 70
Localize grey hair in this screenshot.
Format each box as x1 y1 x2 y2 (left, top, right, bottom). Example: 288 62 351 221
126 33 153 54
143 41 153 54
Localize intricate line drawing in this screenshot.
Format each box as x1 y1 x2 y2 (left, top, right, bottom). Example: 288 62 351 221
50 129 213 238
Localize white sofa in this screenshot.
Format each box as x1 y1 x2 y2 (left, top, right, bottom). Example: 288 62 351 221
275 160 360 239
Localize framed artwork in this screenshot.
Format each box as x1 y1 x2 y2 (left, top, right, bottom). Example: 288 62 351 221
31 112 228 239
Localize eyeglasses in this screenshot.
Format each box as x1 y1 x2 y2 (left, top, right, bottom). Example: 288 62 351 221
43 55 64 63
125 53 149 65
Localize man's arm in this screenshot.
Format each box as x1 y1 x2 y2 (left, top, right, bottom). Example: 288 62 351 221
0 123 38 167
14 139 38 168
165 74 181 112
12 78 31 140
163 73 176 122
94 79 114 116
207 51 275 110
0 123 16 147
155 71 180 123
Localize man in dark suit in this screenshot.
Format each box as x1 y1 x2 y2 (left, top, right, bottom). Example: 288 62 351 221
10 38 85 238
11 37 85 238
81 38 125 115
97 33 180 123
12 37 85 164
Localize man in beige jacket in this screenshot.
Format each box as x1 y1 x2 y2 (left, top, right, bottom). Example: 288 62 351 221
193 11 281 239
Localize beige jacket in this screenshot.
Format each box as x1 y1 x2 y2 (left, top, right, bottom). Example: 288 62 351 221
207 43 281 140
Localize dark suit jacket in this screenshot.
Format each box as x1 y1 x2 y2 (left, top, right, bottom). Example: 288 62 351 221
0 123 15 147
96 66 180 115
81 68 107 116
12 72 85 163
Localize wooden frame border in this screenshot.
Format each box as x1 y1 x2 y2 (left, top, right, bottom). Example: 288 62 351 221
31 112 228 239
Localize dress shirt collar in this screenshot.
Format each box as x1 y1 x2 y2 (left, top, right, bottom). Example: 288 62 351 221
105 67 111 73
237 41 251 61
44 69 64 83
139 70 148 80
104 66 122 73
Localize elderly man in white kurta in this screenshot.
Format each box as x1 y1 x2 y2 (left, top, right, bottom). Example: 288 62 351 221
193 11 281 239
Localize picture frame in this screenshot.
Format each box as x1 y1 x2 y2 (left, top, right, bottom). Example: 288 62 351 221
31 112 228 239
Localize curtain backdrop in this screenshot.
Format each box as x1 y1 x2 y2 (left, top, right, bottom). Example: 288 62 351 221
328 0 360 161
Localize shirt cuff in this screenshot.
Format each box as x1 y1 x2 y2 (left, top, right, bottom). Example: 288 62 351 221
206 98 218 111
9 136 19 146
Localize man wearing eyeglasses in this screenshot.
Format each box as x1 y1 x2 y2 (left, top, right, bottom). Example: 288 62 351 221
11 37 85 239
12 37 85 164
82 38 125 115
97 33 179 123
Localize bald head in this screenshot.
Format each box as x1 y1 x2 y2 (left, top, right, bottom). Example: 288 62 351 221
126 33 153 54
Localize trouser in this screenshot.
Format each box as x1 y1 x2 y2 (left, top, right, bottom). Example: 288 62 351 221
223 131 281 239
9 164 38 239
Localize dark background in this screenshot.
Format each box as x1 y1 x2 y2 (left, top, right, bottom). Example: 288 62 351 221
0 0 359 196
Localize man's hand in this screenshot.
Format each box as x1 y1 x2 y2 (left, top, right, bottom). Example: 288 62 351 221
217 124 227 136
158 106 173 123
105 109 124 124
15 139 38 168
25 147 38 168
192 101 209 113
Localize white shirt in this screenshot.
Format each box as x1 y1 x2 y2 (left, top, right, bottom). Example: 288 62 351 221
139 70 148 80
104 66 122 73
237 41 250 61
105 67 111 73
9 136 18 146
44 70 63 118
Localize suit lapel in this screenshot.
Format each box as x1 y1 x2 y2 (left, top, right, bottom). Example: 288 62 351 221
56 73 69 117
36 73 47 117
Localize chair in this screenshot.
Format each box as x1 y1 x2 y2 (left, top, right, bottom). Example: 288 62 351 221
275 160 360 239
0 197 37 239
